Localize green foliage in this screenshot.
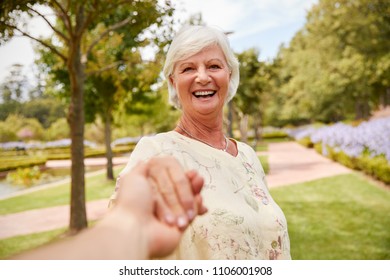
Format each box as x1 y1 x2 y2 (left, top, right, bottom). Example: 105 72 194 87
0 228 67 260
0 167 122 215
298 137 314 148
258 155 269 174
0 156 47 172
0 101 21 121
0 114 46 142
22 98 66 128
0 122 17 142
309 141 390 184
6 166 42 187
235 48 265 115
112 144 136 154
357 155 390 184
255 142 268 152
271 174 390 259
233 48 272 141
261 130 288 139
265 0 390 125
44 118 70 141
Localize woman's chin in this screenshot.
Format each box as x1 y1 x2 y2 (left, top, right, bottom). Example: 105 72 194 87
191 96 222 114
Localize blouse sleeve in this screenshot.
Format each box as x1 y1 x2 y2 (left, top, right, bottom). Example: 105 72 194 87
108 136 161 207
119 136 162 175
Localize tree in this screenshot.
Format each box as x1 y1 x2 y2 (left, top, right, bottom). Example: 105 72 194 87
0 64 27 120
36 3 174 181
0 0 174 233
23 98 66 128
269 0 390 124
0 63 28 102
234 48 267 144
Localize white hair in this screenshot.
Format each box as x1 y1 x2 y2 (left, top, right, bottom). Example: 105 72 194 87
163 25 240 109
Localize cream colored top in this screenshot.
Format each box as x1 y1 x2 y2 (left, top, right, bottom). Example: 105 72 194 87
117 131 291 260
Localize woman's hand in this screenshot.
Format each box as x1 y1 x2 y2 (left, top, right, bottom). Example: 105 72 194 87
145 156 207 230
117 158 206 257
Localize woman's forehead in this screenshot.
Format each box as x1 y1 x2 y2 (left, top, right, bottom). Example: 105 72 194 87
175 45 227 65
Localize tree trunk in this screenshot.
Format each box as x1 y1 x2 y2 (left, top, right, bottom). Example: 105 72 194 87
253 112 262 149
239 113 248 143
104 114 114 180
67 8 87 233
227 101 234 138
355 94 370 120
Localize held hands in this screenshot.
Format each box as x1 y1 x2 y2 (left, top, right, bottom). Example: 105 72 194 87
146 156 208 230
115 157 207 258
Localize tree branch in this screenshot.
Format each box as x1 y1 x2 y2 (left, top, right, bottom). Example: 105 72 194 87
85 16 133 59
51 0 74 36
26 4 70 43
5 23 68 63
78 3 98 38
86 60 125 76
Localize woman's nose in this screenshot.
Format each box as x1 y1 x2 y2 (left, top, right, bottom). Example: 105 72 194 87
195 68 211 84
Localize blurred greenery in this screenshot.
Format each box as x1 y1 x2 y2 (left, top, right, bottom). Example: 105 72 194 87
0 228 67 260
258 155 269 174
0 166 123 215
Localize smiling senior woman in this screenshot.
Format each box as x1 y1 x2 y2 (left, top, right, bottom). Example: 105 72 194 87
113 25 291 260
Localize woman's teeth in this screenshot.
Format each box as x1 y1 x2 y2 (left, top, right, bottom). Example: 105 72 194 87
193 91 215 97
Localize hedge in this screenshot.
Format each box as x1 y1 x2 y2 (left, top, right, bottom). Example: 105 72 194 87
0 144 135 172
0 156 47 172
314 143 390 184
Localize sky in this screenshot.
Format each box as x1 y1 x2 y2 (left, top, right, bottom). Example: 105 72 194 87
0 0 318 84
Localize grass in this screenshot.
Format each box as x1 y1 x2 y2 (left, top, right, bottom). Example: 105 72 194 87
256 142 268 152
0 220 99 259
270 173 390 260
0 166 123 215
0 228 67 259
258 155 269 174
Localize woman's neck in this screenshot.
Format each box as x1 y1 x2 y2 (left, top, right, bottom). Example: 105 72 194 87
176 113 226 146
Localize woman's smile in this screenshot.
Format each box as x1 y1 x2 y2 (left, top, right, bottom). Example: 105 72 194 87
170 45 231 116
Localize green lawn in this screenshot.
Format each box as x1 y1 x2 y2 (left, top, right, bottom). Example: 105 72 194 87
1 166 389 260
0 228 67 259
258 155 269 174
0 167 123 215
270 173 390 260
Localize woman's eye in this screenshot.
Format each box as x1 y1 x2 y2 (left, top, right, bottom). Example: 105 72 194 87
182 67 193 72
209 64 221 69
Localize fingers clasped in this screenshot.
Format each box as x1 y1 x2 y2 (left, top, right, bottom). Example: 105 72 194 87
146 156 207 230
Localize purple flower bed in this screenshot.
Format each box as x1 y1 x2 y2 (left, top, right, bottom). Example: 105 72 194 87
288 117 390 162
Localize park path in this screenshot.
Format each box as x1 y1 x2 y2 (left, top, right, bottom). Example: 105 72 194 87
0 142 352 240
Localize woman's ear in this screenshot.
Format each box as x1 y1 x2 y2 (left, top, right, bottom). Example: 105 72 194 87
169 75 175 87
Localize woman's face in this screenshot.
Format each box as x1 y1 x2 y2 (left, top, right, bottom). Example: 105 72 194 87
170 45 231 118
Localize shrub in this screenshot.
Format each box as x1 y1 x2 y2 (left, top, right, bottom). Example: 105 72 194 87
298 137 313 148
6 166 43 187
0 156 47 172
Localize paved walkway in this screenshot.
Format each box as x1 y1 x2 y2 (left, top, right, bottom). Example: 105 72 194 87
265 142 351 187
0 142 352 240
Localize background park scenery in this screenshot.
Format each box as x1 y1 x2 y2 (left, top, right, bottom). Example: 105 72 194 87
0 0 389 259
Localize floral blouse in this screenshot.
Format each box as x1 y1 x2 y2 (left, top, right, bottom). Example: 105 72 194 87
116 131 291 260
